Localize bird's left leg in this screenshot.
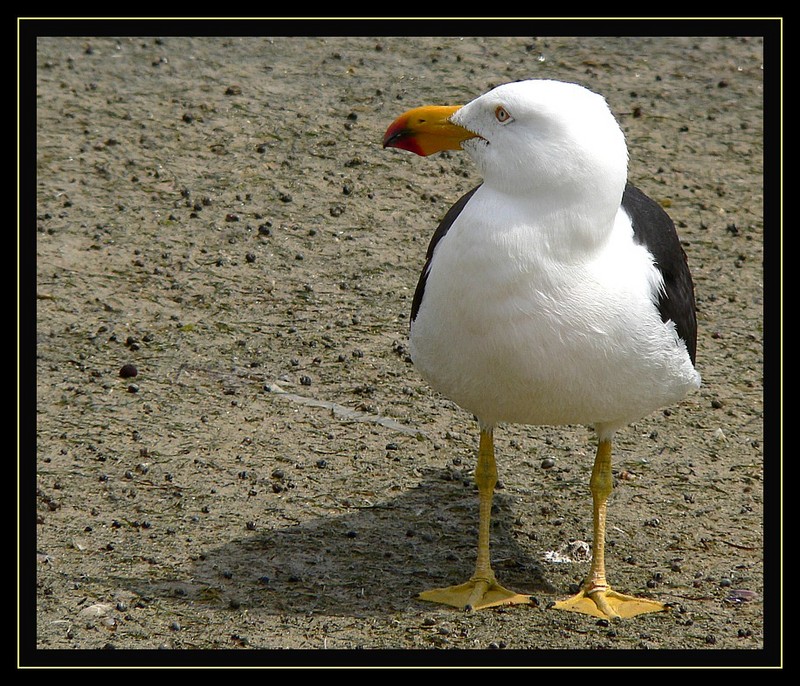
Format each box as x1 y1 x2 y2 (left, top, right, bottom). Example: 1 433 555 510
552 438 666 619
418 428 532 610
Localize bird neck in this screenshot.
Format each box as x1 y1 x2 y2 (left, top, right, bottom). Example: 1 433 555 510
476 182 623 262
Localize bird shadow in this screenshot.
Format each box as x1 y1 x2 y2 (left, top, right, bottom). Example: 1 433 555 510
137 467 557 617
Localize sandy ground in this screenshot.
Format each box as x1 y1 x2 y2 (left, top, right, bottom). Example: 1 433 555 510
26 26 777 668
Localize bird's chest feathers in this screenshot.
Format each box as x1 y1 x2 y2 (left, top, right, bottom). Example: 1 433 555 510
416 203 660 353
424 215 595 331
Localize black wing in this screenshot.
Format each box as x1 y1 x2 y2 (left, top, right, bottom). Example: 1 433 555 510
623 183 698 365
410 185 481 323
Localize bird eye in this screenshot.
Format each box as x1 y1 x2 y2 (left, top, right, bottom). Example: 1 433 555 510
495 106 512 123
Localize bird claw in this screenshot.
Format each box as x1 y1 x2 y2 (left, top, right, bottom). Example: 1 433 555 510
552 586 666 619
418 576 532 611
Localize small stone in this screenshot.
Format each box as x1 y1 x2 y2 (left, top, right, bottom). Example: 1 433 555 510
119 364 138 378
727 589 757 603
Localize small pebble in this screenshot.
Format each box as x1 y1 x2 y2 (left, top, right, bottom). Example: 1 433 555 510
119 363 138 378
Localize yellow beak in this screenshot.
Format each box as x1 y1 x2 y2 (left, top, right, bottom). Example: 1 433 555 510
382 105 477 156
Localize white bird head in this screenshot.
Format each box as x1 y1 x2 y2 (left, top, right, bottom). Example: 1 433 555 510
384 79 628 206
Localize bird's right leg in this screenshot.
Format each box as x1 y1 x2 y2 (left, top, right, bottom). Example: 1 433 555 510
418 428 532 611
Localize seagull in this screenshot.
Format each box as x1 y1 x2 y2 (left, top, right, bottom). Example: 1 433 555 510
383 79 700 619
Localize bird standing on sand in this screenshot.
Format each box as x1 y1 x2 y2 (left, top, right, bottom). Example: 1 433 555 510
383 79 700 619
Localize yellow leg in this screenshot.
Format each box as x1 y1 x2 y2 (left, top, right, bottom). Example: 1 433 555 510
418 428 532 610
553 439 666 619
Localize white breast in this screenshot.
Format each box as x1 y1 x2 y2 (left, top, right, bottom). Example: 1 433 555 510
409 192 700 432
